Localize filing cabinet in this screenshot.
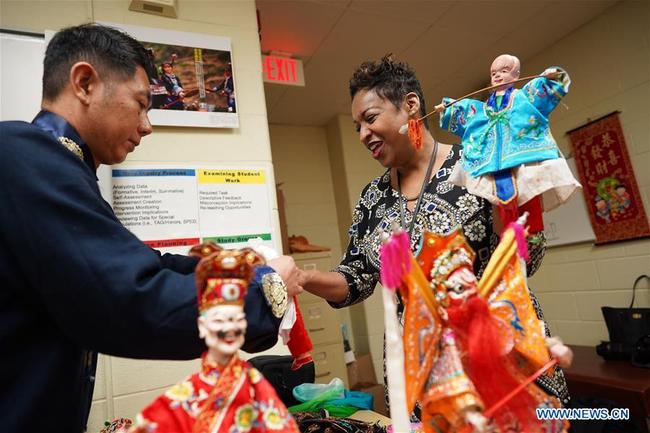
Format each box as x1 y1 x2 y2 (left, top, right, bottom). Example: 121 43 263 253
292 252 349 387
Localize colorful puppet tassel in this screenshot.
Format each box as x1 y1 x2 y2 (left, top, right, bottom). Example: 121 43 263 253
380 230 411 289
287 296 313 370
407 118 423 150
380 230 411 433
506 220 529 262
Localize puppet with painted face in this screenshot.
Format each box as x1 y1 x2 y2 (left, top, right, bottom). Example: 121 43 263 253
130 245 299 433
435 54 580 233
384 220 571 433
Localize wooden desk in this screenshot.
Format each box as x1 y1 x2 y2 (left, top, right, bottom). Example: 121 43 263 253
564 345 650 420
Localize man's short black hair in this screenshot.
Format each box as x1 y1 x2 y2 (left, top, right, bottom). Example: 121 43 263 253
43 23 156 101
349 54 429 130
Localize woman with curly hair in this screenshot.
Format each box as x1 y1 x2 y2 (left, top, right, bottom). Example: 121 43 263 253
299 55 569 419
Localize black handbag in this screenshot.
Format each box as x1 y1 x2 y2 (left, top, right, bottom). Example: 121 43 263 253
597 275 650 366
248 355 315 407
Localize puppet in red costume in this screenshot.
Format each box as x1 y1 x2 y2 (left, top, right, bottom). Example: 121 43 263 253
244 239 313 370
129 245 299 433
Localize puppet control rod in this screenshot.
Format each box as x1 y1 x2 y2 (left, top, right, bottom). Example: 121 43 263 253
458 358 559 433
398 71 562 135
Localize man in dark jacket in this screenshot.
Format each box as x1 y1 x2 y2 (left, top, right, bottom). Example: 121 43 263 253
0 23 299 433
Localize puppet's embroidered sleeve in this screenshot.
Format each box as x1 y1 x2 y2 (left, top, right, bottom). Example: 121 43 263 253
522 67 570 117
439 97 481 138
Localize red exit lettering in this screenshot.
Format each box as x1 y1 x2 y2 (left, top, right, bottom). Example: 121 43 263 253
263 55 300 84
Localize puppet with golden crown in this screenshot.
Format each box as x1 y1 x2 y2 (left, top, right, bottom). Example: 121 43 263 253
129 245 299 433
379 217 572 433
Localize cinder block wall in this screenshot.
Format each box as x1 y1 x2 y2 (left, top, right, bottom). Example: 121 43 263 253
525 0 650 345
269 124 343 262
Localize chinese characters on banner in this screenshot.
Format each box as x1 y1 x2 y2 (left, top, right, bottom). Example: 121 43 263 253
568 112 650 244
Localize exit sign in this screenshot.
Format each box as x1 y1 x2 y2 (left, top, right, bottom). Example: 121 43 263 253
262 55 305 86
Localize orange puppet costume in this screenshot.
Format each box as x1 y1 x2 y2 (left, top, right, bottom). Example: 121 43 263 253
384 222 568 433
130 246 299 433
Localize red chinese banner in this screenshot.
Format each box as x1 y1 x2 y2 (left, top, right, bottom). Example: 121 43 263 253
568 112 650 244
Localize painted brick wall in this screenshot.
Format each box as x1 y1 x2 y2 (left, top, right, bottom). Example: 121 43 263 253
527 0 650 345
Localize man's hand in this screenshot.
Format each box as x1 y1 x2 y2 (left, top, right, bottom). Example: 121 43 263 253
267 255 303 298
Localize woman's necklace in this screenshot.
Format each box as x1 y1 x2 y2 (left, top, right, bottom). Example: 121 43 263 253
397 139 439 239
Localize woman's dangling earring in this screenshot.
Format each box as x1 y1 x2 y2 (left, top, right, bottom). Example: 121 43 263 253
407 117 423 150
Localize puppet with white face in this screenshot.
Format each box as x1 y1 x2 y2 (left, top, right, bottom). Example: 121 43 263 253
198 303 247 364
130 246 299 433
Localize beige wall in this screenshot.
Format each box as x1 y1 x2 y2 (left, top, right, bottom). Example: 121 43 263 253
269 124 343 262
1 1 277 431
526 0 650 345
268 123 357 352
269 115 387 375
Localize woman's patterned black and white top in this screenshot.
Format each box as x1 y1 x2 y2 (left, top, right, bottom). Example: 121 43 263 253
330 145 570 405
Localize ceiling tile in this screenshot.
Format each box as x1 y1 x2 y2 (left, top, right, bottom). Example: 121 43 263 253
347 0 456 24
268 6 431 124
256 0 347 62
258 0 622 126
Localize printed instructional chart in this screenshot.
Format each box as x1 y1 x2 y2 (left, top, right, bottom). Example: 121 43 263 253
112 167 274 254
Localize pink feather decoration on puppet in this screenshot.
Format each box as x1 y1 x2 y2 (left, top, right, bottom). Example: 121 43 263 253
506 221 529 261
380 230 411 289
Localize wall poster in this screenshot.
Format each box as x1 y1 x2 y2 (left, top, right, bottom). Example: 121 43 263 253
101 22 238 128
110 165 276 255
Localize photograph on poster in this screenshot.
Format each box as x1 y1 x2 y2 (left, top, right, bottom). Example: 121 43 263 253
101 22 238 128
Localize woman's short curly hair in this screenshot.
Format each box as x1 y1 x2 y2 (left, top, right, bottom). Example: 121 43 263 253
349 54 429 130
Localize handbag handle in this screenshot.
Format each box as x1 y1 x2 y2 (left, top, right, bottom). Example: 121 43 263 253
630 274 650 309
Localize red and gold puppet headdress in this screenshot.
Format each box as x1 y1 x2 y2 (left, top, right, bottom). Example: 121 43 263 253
421 229 476 308
192 242 264 314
